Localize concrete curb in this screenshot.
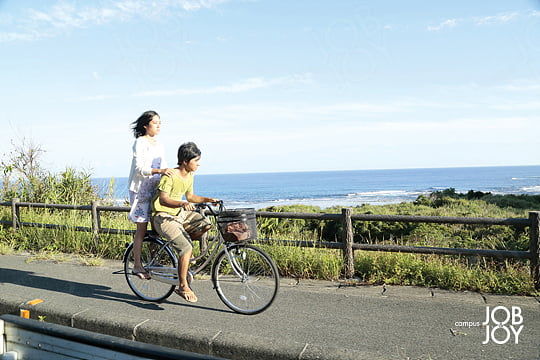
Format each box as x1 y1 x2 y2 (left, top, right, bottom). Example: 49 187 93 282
0 295 368 360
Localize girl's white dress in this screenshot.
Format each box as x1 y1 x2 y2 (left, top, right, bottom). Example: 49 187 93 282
127 137 167 223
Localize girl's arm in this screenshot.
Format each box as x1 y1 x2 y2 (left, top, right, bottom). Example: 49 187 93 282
154 168 175 176
133 137 153 176
133 139 173 176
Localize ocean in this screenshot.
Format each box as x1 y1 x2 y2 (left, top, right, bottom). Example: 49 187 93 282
92 165 540 209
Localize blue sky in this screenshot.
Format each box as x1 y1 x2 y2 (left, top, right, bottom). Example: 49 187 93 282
1 0 539 177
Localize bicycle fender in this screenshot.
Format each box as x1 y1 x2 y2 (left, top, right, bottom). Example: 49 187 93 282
122 236 167 263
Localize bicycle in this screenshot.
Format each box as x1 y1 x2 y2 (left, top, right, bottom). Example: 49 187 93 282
123 201 279 315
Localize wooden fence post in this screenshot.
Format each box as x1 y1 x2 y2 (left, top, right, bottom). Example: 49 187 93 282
91 201 101 246
529 211 540 290
11 198 20 231
342 208 354 278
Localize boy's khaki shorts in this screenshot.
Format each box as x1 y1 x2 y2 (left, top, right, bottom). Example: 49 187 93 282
153 210 211 254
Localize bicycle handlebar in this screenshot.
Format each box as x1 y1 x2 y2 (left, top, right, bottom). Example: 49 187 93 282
194 200 224 215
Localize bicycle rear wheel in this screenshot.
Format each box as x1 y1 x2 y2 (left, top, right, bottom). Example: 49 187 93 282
211 244 279 315
124 237 177 302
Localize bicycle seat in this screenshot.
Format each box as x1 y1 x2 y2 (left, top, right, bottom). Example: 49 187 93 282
145 230 160 238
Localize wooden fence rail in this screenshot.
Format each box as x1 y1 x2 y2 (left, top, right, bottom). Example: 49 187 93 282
1 199 539 289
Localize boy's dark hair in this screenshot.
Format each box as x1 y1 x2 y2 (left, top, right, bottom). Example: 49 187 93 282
131 110 159 138
177 142 201 166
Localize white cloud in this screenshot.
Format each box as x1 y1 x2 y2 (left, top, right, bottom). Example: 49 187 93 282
64 73 313 101
66 94 118 102
0 32 38 42
427 19 458 32
0 0 228 43
25 2 125 30
133 74 313 97
427 10 527 32
494 82 540 92
332 116 540 149
316 99 442 114
474 12 519 26
491 101 540 110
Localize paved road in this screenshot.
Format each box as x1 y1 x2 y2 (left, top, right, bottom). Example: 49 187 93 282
0 253 539 359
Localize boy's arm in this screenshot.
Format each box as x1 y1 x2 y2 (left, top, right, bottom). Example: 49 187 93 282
159 190 191 209
185 192 219 204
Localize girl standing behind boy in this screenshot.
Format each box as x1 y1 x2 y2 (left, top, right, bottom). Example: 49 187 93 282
127 110 173 279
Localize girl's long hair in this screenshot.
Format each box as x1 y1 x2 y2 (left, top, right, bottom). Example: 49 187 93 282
131 110 159 138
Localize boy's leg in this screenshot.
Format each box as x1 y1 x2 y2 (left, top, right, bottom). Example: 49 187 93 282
189 225 211 240
183 211 212 240
177 250 197 302
154 213 197 302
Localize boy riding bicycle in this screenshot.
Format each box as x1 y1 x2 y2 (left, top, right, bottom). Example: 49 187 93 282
151 142 219 303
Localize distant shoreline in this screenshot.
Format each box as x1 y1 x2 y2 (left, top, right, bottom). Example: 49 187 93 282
92 165 540 209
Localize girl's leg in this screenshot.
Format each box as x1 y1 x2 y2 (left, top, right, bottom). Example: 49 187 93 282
133 222 150 279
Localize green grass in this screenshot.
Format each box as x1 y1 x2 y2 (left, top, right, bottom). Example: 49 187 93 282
1 193 539 296
258 241 343 280
255 238 537 296
354 252 535 295
0 206 131 259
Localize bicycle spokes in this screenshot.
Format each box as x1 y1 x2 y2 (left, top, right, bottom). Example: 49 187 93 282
124 238 177 302
212 245 279 315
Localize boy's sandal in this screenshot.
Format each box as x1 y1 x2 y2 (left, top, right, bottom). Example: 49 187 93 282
175 288 198 303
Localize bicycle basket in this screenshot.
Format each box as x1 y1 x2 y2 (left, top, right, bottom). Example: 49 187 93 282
217 208 257 242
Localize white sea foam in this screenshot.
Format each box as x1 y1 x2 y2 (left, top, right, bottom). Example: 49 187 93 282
347 190 421 197
522 186 540 193
243 190 424 209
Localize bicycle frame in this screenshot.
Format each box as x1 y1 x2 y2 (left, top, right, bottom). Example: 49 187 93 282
137 236 248 286
123 203 234 286
189 202 246 277
138 237 178 286
123 201 279 314
222 246 249 281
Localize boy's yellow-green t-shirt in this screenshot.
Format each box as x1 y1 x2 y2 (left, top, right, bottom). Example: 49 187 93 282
152 173 194 216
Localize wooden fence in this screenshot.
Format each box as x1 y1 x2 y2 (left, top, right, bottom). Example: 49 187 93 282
2 198 539 289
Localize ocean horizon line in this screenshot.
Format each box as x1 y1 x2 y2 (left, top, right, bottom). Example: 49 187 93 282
94 164 540 180
91 165 540 209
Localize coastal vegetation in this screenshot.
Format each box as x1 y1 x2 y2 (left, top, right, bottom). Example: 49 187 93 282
255 190 537 296
1 141 538 295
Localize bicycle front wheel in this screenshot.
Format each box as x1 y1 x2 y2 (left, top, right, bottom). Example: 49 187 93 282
211 244 279 315
124 237 177 302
